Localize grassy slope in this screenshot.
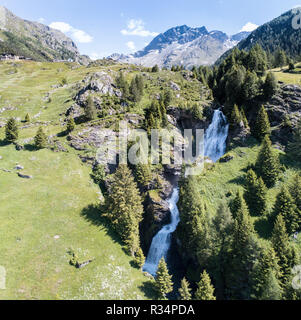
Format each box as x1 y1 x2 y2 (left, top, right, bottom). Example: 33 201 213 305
271 63 301 86
0 61 161 300
0 145 152 300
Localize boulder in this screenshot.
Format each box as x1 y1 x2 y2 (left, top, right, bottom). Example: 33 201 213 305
169 81 181 91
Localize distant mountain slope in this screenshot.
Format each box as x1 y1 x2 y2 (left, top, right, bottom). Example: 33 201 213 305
0 6 89 64
109 25 250 68
218 9 301 63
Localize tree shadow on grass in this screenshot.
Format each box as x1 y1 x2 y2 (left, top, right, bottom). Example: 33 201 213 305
138 280 157 300
24 144 37 152
0 140 10 147
228 175 246 187
80 204 123 247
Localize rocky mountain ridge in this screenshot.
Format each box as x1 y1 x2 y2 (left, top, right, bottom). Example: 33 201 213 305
0 6 89 64
109 25 250 68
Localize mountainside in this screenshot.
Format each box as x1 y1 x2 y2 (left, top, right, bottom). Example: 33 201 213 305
0 6 89 64
219 9 301 63
109 25 250 68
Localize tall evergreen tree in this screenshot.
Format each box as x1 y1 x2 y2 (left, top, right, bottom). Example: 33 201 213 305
275 50 287 69
230 104 242 129
272 215 298 289
66 117 75 133
225 196 261 299
5 118 18 143
152 65 159 73
178 175 212 266
263 72 278 99
135 163 152 191
195 271 216 300
85 96 97 121
244 169 267 216
134 247 145 269
229 191 249 220
178 278 192 300
288 119 301 160
255 136 280 188
106 165 144 255
253 106 271 141
212 203 234 299
242 70 259 101
289 174 301 215
25 113 30 123
272 187 299 235
155 258 173 300
251 246 282 300
34 127 47 149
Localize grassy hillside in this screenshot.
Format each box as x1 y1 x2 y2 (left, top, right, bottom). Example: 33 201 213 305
0 60 207 300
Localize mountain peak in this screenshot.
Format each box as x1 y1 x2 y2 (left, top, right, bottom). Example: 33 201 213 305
112 24 250 68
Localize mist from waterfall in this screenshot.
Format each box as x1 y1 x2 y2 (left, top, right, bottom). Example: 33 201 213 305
143 109 229 276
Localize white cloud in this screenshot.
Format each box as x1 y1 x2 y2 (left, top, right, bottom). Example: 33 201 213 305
126 41 136 51
49 22 93 43
240 22 259 32
121 19 158 37
38 18 46 24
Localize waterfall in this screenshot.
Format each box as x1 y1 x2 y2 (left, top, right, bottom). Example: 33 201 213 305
204 109 229 162
143 188 180 276
143 109 229 276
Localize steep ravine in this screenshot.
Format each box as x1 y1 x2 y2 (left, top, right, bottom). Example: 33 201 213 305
142 109 229 282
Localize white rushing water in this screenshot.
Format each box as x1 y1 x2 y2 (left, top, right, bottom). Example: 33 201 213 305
143 188 180 276
143 109 229 276
204 109 229 162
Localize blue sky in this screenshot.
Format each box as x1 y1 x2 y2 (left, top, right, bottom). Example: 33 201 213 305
0 0 300 59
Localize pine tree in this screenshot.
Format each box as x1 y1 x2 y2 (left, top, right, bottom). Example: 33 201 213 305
178 278 192 300
5 118 18 143
152 65 159 73
155 258 173 299
275 50 287 69
230 104 242 129
106 165 144 255
272 187 299 235
34 127 47 149
226 196 260 299
229 191 249 220
251 246 282 300
263 72 278 99
255 136 280 188
178 175 212 266
242 70 259 102
67 117 75 133
195 271 216 300
25 113 30 123
289 174 301 215
134 248 145 269
288 119 301 159
135 163 152 191
244 169 267 216
212 203 234 299
253 106 271 141
85 96 96 121
272 215 298 288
